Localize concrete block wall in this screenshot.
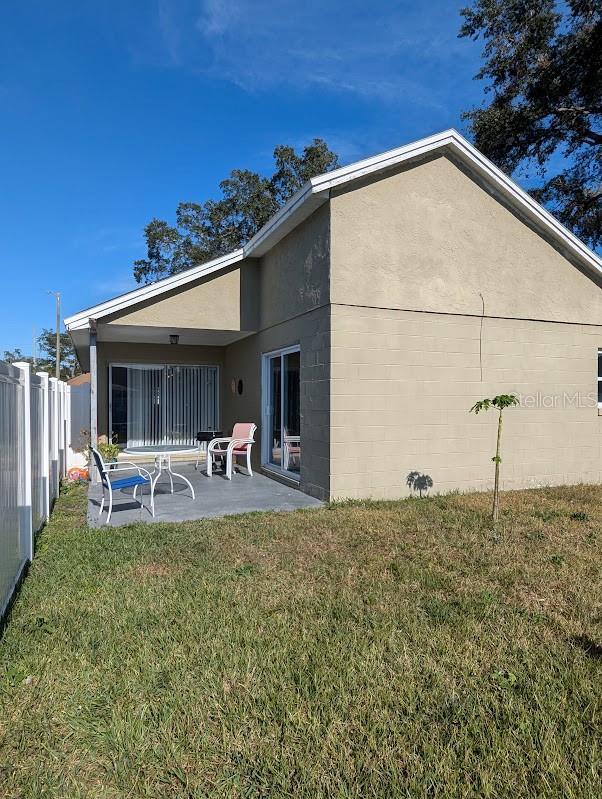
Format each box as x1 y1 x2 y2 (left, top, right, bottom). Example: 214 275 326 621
329 304 602 499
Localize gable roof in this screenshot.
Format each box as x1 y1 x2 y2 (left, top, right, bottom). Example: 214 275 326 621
65 129 602 332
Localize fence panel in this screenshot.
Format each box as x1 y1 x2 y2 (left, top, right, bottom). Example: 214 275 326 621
0 361 70 623
0 362 26 620
30 373 46 533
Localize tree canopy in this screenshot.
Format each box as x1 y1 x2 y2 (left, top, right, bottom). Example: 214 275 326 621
460 0 601 248
133 139 339 284
2 329 81 381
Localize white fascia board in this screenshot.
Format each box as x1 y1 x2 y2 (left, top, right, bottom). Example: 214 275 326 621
244 184 329 257
246 130 459 256
309 129 458 192
65 248 245 330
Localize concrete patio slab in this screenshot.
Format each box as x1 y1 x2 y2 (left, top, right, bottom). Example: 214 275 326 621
87 462 323 527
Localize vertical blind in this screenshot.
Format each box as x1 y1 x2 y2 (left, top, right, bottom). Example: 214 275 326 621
113 364 219 448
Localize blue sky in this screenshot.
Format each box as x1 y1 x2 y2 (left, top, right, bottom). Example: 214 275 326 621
0 1 486 355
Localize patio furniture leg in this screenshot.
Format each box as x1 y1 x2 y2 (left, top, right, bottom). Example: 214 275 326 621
133 484 145 511
246 448 253 477
207 450 213 477
99 485 105 517
168 471 174 493
151 469 161 500
168 466 196 500
106 484 113 525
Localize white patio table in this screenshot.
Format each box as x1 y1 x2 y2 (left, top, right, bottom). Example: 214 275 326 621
123 445 197 501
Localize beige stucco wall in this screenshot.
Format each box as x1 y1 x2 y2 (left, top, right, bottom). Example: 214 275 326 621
104 262 259 334
96 342 225 439
258 204 330 329
330 153 602 326
329 305 602 499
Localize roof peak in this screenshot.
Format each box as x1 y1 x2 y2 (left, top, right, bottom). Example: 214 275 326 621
66 129 601 330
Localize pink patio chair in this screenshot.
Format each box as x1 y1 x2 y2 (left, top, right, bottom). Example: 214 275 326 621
207 423 257 479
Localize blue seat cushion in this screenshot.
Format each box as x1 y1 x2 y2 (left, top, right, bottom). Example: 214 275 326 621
110 475 150 490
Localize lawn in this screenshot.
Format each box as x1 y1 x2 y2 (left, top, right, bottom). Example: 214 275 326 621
0 483 600 798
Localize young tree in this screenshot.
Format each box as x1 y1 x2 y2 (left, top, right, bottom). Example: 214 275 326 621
470 394 519 522
133 139 339 284
459 0 601 248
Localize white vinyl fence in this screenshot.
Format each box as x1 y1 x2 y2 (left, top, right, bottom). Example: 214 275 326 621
0 360 70 622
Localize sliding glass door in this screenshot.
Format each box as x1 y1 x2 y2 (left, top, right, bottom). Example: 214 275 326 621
109 363 219 448
263 347 300 478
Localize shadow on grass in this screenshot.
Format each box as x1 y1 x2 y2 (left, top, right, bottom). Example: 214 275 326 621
569 634 602 660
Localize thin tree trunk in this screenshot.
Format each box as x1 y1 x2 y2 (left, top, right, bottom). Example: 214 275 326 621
492 409 503 523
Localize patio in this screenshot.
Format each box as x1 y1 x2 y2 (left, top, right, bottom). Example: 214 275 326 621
87 461 322 527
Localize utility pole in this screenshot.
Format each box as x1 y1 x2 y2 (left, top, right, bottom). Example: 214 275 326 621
32 326 37 370
48 291 61 380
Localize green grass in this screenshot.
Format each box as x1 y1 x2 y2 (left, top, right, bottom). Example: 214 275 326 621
0 483 601 798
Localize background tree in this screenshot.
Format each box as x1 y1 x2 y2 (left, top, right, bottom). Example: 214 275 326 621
1 348 33 367
133 139 339 284
3 329 81 381
470 394 519 523
36 329 81 380
459 0 601 248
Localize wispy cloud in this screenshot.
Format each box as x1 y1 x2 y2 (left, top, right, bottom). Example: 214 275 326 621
196 0 242 36
71 226 144 255
93 272 139 296
143 0 473 109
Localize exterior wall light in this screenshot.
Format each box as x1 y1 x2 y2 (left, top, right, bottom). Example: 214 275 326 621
169 334 180 345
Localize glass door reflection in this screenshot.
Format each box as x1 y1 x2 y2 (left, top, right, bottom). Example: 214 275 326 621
264 347 300 478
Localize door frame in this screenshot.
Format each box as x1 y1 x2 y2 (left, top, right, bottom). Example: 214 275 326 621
261 345 301 481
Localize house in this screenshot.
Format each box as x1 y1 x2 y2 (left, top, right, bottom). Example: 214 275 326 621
66 130 602 501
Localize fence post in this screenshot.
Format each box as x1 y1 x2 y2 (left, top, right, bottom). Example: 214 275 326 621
49 377 60 498
89 321 98 481
37 371 50 521
14 362 33 562
58 381 64 478
64 384 72 469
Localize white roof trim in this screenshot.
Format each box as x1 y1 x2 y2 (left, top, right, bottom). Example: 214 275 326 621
66 129 601 331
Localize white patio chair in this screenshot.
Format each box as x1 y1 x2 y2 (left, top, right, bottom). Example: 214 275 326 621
283 430 301 471
207 423 257 479
91 447 154 525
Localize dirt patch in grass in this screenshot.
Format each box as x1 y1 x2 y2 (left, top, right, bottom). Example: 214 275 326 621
129 562 181 580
